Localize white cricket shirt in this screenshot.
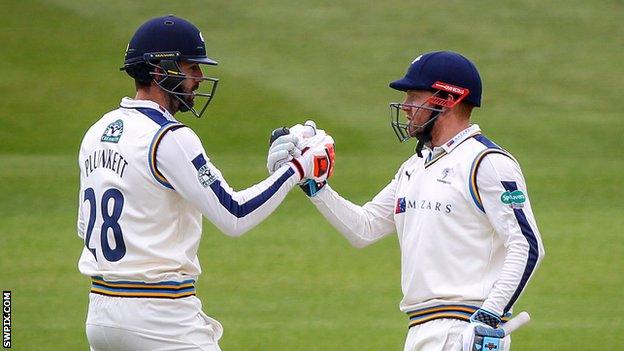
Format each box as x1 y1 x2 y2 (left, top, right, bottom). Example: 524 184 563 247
310 124 545 316
77 98 300 283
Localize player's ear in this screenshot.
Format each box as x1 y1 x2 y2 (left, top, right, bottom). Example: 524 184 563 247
445 94 459 114
152 65 165 82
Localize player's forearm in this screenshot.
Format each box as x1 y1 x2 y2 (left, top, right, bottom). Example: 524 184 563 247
482 216 545 315
205 164 300 237
310 185 393 248
157 128 302 237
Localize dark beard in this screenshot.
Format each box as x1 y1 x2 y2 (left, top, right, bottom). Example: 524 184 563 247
173 85 195 112
177 94 194 112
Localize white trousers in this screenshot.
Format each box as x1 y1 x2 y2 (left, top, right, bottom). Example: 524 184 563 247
86 293 223 351
403 319 511 351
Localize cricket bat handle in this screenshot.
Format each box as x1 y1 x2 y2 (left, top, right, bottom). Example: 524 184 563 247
502 311 531 336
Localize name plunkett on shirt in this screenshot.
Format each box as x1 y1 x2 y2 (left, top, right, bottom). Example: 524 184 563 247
84 149 129 178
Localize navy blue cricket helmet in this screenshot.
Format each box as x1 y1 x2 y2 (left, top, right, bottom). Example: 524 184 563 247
124 15 217 66
389 51 482 107
121 15 219 118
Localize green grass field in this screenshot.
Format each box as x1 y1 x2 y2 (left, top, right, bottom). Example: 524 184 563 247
1 0 623 349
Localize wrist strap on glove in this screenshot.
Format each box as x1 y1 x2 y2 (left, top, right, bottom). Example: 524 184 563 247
300 179 326 197
470 309 502 328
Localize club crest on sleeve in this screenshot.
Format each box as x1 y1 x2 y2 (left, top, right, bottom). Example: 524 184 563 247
197 164 217 188
500 190 526 209
101 119 124 143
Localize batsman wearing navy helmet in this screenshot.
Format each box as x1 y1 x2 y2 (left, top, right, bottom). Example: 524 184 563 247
77 15 334 350
271 51 545 350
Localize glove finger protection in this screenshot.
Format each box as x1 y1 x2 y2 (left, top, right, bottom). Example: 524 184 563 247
459 309 510 351
289 120 317 139
267 134 300 174
267 121 335 195
290 120 326 149
459 324 509 351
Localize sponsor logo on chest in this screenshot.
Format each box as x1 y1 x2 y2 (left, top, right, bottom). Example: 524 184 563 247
395 197 452 214
436 167 454 184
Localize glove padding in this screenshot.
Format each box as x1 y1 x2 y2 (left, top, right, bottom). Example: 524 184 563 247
266 122 315 174
267 133 301 174
267 120 335 184
459 323 509 351
458 309 509 351
291 133 335 183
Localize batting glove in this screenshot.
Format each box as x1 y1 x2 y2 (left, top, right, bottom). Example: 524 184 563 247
288 120 319 144
267 121 335 189
267 130 300 174
458 309 509 351
290 133 335 184
266 120 318 174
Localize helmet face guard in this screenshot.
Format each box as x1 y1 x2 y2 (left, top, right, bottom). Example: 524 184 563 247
389 81 469 142
143 52 218 118
389 101 443 142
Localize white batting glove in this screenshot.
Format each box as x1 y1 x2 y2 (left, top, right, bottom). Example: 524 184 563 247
267 132 301 174
291 134 335 183
265 121 318 175
287 120 335 182
288 120 318 146
267 120 335 188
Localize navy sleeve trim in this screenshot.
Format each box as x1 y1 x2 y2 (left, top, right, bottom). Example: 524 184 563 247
134 107 173 127
473 134 502 149
501 181 540 313
208 167 295 218
191 154 207 170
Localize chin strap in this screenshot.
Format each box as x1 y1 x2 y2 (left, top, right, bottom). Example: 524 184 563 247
415 108 442 157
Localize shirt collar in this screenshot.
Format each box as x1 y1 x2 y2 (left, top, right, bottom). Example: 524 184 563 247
120 97 177 122
441 124 481 154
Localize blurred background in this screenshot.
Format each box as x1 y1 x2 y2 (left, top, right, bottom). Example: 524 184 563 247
1 0 622 349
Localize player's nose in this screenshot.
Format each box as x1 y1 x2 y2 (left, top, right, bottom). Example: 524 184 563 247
196 66 204 80
400 104 412 119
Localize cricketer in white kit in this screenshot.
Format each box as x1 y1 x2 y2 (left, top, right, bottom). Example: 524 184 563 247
309 124 543 350
273 51 545 350
77 15 334 351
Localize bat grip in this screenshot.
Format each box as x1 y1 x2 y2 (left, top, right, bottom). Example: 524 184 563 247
501 311 531 336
